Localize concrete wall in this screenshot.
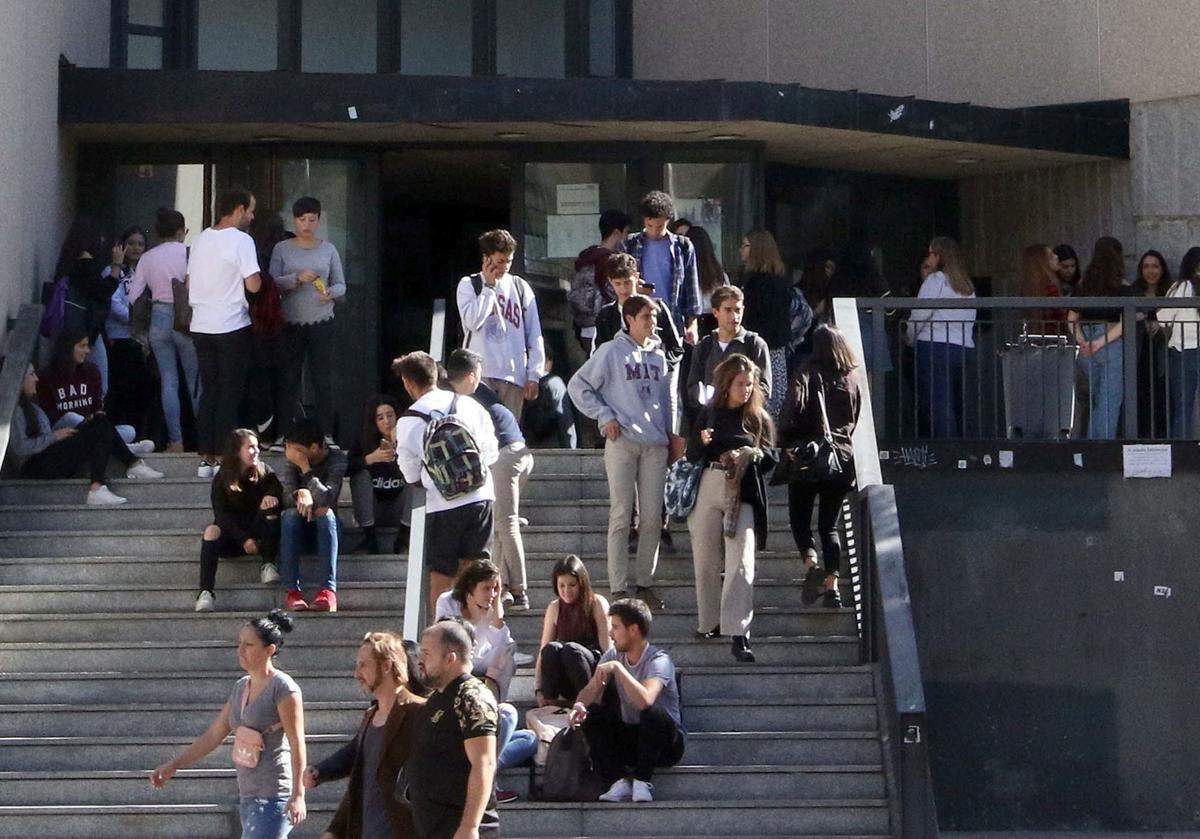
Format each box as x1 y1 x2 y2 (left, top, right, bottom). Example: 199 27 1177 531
888 461 1200 829
633 0 1200 107
0 0 108 342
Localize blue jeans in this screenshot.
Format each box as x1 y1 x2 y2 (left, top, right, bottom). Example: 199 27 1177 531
279 508 339 592
497 701 538 770
1076 324 1124 440
916 341 965 437
1168 348 1200 438
149 302 201 444
238 796 291 839
91 335 108 397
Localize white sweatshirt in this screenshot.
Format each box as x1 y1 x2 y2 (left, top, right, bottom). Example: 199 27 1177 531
457 272 547 386
1157 280 1200 351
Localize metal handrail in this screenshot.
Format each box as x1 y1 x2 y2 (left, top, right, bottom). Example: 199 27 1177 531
401 299 448 641
833 298 939 839
0 305 46 471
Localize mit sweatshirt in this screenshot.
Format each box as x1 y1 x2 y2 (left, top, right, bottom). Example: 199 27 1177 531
568 331 672 447
457 272 547 386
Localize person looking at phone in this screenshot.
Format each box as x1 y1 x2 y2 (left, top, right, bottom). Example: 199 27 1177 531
348 395 408 555
456 229 546 420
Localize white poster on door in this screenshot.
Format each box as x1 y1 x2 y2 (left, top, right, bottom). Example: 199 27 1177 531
547 214 600 258
556 183 601 215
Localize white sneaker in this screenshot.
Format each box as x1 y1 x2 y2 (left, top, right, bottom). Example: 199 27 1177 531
128 439 156 456
324 435 340 450
197 461 216 479
260 563 281 584
267 439 285 453
87 486 128 506
194 590 215 612
598 778 633 803
631 779 654 802
514 652 535 668
126 460 164 479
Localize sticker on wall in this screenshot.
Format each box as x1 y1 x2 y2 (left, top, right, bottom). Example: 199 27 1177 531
998 450 1014 468
1073 453 1084 468
1123 444 1172 479
347 106 358 120
1153 585 1172 598
1113 571 1125 582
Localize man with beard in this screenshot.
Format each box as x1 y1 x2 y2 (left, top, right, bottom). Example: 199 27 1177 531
408 620 499 839
302 632 428 839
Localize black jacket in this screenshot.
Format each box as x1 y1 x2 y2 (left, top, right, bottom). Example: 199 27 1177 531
685 328 772 411
594 298 684 368
778 367 861 464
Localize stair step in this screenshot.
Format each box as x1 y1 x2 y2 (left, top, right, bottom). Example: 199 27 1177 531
0 800 891 837
0 731 883 771
0 665 874 705
0 607 860 642
0 633 860 672
0 697 878 737
0 764 887 805
0 578 851 614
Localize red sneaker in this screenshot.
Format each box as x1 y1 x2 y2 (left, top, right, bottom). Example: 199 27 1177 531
285 590 308 611
311 588 338 612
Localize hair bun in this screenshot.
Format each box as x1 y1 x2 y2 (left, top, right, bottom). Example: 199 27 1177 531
266 609 295 633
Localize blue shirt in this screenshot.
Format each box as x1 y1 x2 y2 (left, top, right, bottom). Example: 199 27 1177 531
641 237 673 312
472 382 525 447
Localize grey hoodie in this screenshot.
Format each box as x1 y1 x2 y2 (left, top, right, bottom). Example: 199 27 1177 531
568 331 672 447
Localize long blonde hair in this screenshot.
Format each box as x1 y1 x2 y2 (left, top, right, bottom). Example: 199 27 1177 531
742 230 786 276
708 353 774 447
929 236 974 296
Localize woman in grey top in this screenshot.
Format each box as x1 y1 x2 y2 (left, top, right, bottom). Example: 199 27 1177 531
269 196 346 447
151 610 307 837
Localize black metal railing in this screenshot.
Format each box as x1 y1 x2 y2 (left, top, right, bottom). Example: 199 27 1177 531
853 296 1200 442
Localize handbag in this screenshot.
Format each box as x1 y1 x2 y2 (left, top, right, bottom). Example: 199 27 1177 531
664 457 704 520
526 705 571 767
536 726 607 802
773 382 844 484
231 682 282 769
129 288 152 339
171 278 191 334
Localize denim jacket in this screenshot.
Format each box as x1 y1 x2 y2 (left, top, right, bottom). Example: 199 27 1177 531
624 231 702 332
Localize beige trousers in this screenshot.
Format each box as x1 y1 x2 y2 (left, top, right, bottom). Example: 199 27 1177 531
485 377 526 420
493 443 533 592
603 435 667 595
687 468 755 635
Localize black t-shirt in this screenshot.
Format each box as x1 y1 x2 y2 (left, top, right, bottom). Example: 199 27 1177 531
407 674 499 838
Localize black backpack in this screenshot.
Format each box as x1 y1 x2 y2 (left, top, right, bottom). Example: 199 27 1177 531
536 727 607 802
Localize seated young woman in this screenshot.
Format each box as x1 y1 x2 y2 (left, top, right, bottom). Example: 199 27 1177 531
194 429 283 612
9 363 161 505
535 554 611 707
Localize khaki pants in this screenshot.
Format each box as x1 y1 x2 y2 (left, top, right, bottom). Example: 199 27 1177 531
493 443 533 592
603 436 667 595
687 468 755 635
485 377 526 420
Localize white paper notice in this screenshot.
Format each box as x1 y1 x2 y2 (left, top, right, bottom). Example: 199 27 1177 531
998 450 1014 468
556 183 600 215
1123 444 1172 479
547 214 600 258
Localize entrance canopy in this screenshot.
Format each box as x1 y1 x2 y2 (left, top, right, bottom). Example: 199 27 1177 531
60 70 1128 180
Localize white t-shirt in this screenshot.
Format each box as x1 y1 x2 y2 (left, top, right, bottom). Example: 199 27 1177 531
186 227 260 335
907 271 976 348
395 388 499 513
1158 280 1200 351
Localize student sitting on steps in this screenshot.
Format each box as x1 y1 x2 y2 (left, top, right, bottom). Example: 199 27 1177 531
194 428 283 612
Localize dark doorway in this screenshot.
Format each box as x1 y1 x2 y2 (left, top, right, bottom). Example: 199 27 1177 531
380 149 512 388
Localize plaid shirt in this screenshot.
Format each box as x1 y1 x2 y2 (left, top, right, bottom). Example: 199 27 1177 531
624 231 702 331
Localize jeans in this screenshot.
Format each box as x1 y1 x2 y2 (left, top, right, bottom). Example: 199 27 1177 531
1076 323 1124 440
915 340 965 437
194 327 252 456
497 701 539 770
279 508 339 593
90 334 108 398
238 796 291 839
149 303 201 444
281 318 338 439
1168 348 1200 439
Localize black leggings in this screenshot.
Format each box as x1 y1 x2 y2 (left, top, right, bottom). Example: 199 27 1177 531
199 512 280 593
539 641 599 703
21 416 136 484
194 327 252 455
787 479 852 573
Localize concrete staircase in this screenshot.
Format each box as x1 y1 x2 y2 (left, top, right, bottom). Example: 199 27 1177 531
0 449 892 838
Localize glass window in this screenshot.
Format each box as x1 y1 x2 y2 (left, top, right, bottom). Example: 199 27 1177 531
523 162 626 283
302 0 377 73
127 34 163 69
589 0 616 77
198 0 278 71
400 0 472 76
497 0 564 78
665 162 757 271
108 164 206 248
128 0 163 26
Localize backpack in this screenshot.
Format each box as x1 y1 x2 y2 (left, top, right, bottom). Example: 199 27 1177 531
536 726 607 802
38 276 70 339
249 272 284 339
567 262 605 329
404 395 489 500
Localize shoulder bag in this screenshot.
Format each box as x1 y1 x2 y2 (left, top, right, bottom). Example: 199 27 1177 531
772 379 844 485
231 681 283 769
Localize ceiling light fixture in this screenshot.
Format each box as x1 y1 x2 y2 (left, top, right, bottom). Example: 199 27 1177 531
710 133 746 141
254 135 285 143
952 157 981 165
495 131 528 139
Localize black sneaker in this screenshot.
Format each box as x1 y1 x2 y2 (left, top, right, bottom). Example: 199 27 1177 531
636 586 665 611
731 635 756 663
659 529 675 553
801 565 828 605
822 589 844 609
